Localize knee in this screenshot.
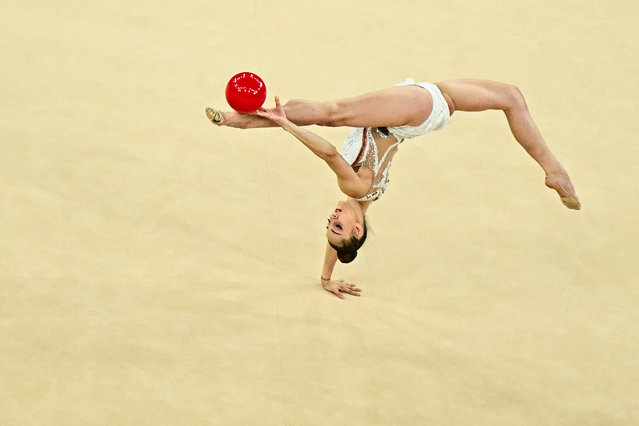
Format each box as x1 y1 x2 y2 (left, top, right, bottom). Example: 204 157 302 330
503 84 528 112
317 101 345 127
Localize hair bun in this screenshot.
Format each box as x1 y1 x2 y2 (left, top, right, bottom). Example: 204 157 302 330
337 250 357 264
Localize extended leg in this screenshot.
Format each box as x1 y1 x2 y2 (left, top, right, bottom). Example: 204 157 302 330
206 85 434 129
437 79 580 210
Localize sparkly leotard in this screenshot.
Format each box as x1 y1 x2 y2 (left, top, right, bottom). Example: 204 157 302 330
340 127 401 202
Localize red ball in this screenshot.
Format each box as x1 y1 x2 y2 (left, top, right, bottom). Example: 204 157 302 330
225 72 267 113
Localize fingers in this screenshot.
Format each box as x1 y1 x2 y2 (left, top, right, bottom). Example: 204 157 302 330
255 108 275 119
324 283 361 299
327 287 344 299
323 284 345 299
255 96 282 119
341 283 361 297
321 279 361 299
341 282 359 290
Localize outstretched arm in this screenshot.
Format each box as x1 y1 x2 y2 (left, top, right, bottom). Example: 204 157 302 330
320 243 361 299
257 98 336 158
257 97 370 198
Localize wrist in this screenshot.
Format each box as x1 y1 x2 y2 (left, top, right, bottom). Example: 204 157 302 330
320 276 331 282
278 118 293 129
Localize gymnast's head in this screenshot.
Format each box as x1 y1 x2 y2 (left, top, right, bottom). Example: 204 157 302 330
325 200 368 263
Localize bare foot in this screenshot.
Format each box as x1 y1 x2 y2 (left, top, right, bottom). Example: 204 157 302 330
205 107 270 129
545 173 581 210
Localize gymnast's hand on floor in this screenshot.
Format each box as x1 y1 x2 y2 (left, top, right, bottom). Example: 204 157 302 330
321 279 362 299
255 96 288 126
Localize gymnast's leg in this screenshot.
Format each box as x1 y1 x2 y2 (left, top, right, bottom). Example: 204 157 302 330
436 79 580 209
206 85 434 129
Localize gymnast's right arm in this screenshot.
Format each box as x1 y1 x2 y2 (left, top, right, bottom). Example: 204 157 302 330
320 243 361 299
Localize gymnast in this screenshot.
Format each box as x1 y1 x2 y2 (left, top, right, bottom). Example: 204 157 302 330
205 78 580 299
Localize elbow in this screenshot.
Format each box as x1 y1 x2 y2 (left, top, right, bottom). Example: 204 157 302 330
344 187 369 199
323 146 340 161
338 180 369 199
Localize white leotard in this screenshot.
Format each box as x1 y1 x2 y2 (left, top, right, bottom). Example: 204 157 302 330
339 79 452 202
388 79 451 139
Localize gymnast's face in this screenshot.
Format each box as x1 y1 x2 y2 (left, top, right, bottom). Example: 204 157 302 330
325 200 362 246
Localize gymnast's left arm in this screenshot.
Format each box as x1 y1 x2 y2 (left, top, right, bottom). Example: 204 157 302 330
257 97 369 198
